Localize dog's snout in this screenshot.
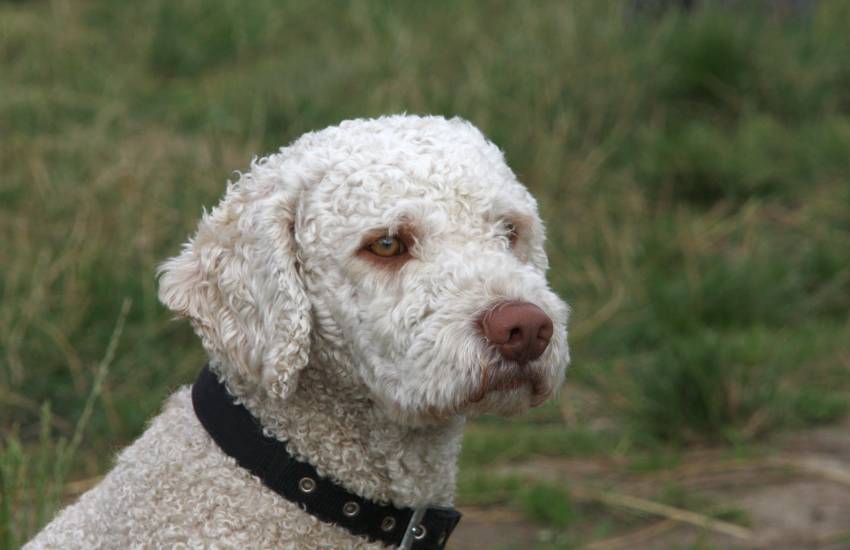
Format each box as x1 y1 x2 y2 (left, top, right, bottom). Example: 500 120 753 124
480 301 553 364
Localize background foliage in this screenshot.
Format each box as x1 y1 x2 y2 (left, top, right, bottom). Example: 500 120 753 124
2 0 848 547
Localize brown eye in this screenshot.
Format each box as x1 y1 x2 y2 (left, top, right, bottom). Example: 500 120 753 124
367 235 406 257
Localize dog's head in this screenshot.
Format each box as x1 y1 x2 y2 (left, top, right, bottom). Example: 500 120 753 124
159 115 569 425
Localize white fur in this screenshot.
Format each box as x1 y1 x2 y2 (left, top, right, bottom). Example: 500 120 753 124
28 115 570 549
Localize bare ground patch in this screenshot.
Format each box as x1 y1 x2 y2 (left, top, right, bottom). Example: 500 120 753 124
450 416 850 549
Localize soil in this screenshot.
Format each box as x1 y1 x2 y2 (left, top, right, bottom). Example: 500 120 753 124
449 416 850 549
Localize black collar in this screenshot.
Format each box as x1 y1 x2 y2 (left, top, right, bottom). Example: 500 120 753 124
191 365 462 549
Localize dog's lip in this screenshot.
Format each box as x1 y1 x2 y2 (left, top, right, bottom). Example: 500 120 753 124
468 365 546 404
491 377 532 392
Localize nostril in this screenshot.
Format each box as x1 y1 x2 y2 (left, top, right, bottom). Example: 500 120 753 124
537 319 553 342
508 327 523 343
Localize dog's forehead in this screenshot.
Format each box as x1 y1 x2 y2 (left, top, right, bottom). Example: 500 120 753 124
311 161 534 237
306 128 535 225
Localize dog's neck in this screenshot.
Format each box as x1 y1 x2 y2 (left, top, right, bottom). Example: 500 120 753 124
210 350 465 509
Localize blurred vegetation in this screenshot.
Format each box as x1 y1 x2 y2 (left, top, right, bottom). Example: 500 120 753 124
1 0 848 547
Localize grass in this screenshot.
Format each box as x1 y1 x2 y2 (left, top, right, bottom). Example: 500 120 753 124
1 0 848 546
1 300 129 548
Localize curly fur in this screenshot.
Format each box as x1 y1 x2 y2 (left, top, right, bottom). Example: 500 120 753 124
28 115 570 549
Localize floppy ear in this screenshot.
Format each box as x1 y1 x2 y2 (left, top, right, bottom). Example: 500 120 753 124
158 158 312 400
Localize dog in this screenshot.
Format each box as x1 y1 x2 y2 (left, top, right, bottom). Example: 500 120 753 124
28 115 570 549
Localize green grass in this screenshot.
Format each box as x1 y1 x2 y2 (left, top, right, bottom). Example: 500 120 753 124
2 0 849 545
0 300 128 547
456 474 575 528
460 399 618 467
1 405 73 550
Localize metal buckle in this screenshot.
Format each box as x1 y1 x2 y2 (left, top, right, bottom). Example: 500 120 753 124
399 507 426 549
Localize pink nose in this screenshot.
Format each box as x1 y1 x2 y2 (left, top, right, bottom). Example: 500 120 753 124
480 301 553 364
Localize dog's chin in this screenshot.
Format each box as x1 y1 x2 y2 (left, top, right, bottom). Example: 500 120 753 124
373 381 553 427
462 382 541 417
460 357 559 417
367 355 562 426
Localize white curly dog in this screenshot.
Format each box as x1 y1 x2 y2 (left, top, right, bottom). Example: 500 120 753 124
29 115 570 549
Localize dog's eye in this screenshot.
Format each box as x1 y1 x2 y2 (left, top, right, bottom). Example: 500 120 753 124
367 236 406 257
504 222 518 245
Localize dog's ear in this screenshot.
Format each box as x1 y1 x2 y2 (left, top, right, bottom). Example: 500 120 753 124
158 158 312 400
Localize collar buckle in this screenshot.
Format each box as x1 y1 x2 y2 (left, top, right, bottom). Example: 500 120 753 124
400 507 427 550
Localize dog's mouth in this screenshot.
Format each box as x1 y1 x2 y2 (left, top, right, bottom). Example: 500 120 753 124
468 363 550 406
414 361 555 421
